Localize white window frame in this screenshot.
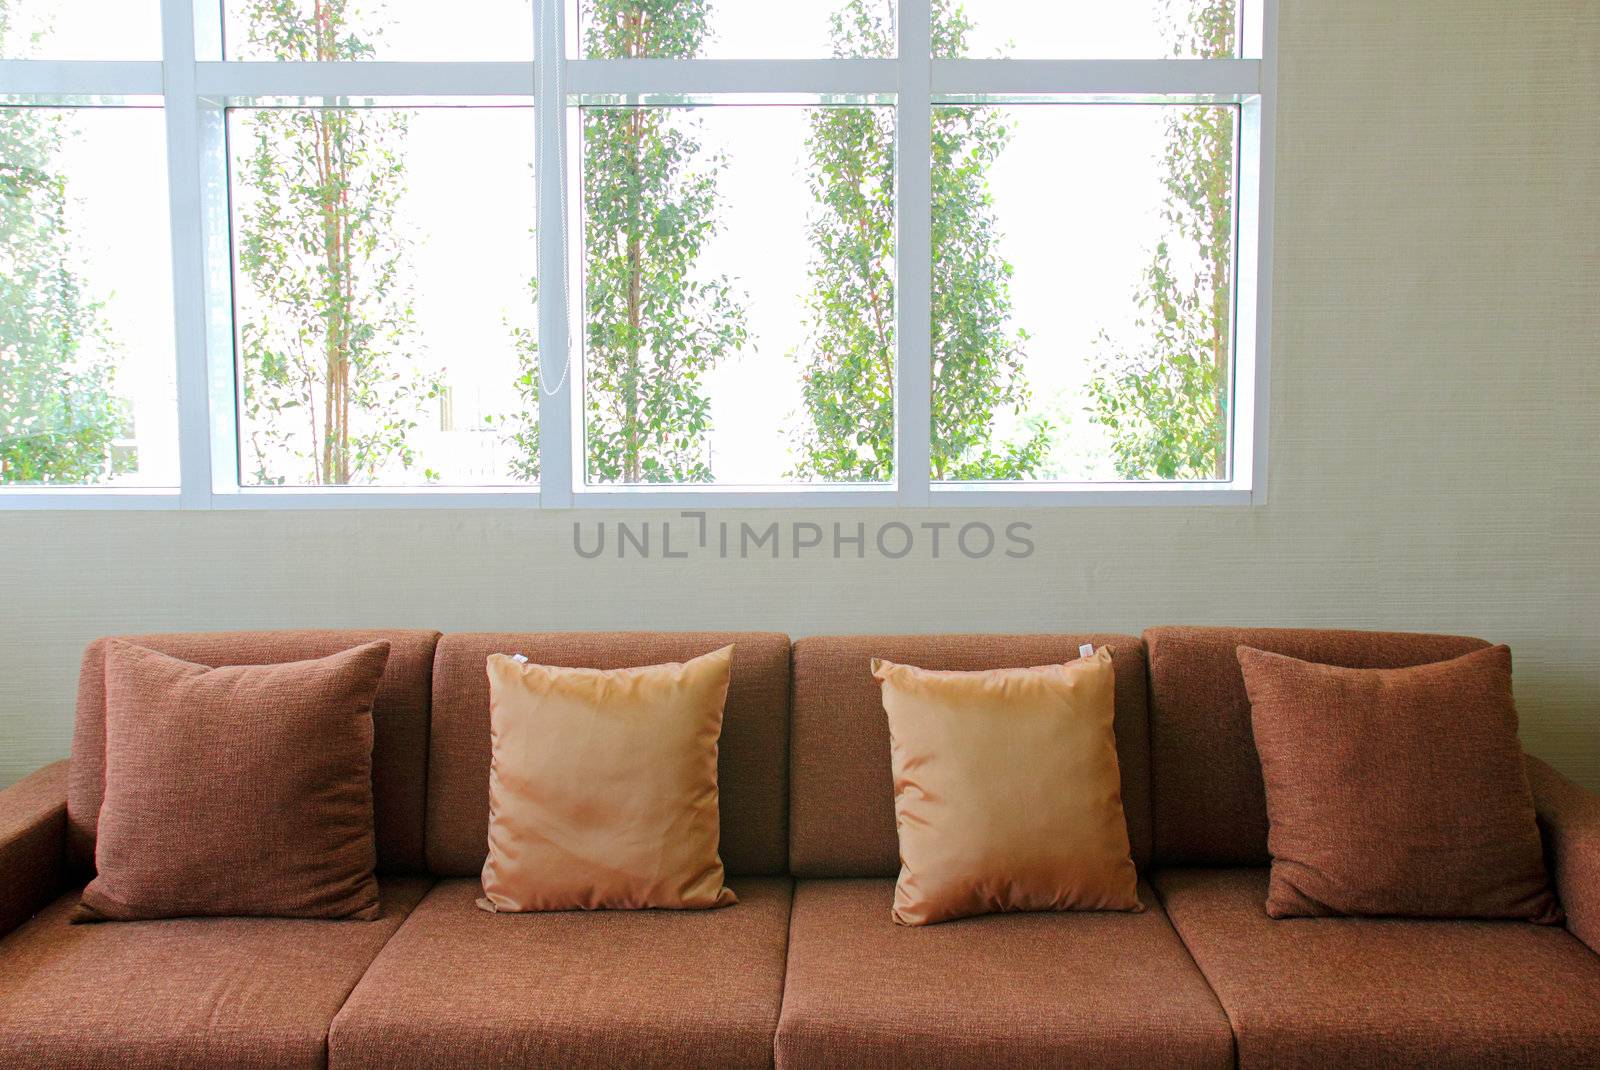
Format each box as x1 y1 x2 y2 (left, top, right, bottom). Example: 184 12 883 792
0 0 1276 511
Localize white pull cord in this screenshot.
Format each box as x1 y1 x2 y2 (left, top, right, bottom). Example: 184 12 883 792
535 0 573 398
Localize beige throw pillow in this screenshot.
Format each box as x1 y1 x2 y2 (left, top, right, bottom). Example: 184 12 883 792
478 646 737 912
873 647 1142 926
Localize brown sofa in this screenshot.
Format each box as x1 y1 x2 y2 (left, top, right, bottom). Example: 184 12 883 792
2 626 1598 1069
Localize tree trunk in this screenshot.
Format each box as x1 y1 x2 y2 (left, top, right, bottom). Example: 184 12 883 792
313 1 350 485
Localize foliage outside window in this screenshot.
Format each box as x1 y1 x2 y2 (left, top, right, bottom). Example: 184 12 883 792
0 0 1262 501
1 0 175 488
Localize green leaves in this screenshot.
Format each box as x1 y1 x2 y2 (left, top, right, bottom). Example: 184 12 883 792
578 0 748 485
790 0 1047 483
234 0 440 486
1089 0 1237 481
0 97 131 485
789 99 898 482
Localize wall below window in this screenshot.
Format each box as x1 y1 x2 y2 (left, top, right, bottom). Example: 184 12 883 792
3 0 1597 790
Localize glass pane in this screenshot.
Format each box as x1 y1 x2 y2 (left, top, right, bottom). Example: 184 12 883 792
224 0 534 61
0 0 161 60
229 107 537 487
954 0 1240 59
572 0 892 60
2 107 176 487
580 104 894 486
930 104 1237 482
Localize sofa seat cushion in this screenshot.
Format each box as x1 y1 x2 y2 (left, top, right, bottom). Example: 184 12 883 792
774 878 1234 1069
328 877 791 1070
0 877 430 1070
1155 867 1600 1069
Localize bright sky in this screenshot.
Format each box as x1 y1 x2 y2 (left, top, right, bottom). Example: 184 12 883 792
48 109 179 486
8 0 1234 487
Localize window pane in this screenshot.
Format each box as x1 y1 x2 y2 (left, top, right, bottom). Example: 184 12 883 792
930 104 1237 482
224 0 533 61
954 0 1240 59
229 107 537 487
580 103 894 486
0 0 161 59
2 107 176 487
572 0 892 60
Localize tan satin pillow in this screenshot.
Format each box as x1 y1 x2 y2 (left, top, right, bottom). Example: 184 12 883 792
478 646 737 912
874 647 1142 926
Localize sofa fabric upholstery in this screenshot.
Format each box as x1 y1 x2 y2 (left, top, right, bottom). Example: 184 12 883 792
329 877 791 1070
1155 867 1600 1069
1144 627 1490 866
11 625 1599 1069
790 634 1151 877
0 877 430 1070
774 878 1233 1069
1528 754 1600 955
427 632 790 878
70 630 440 875
0 760 67 940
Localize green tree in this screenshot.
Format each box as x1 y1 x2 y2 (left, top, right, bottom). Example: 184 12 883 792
503 276 541 481
235 0 439 485
578 0 747 484
1089 0 1237 480
0 3 132 485
789 0 1045 482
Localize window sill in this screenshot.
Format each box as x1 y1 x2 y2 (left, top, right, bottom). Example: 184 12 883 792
0 482 1260 510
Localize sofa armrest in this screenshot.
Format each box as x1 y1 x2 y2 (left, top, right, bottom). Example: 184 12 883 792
0 759 69 939
1527 754 1600 954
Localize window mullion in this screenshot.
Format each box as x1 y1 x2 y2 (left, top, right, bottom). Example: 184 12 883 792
895 0 933 503
889 1 934 502
535 0 573 506
161 0 219 507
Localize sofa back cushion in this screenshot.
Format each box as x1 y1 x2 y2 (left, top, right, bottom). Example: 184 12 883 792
1145 626 1491 866
790 634 1151 878
426 632 790 878
70 629 441 875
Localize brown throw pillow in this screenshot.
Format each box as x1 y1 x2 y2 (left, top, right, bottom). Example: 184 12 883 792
1237 644 1560 922
478 646 737 912
873 647 1142 926
76 639 390 922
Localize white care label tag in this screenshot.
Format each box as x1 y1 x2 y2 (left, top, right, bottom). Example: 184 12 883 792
511 654 529 664
1079 644 1095 658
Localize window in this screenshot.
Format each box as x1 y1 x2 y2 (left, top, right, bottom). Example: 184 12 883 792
228 105 536 487
0 106 177 488
222 0 534 62
954 0 1242 59
579 102 896 486
933 103 1239 483
0 0 161 60
0 0 1273 508
570 0 890 59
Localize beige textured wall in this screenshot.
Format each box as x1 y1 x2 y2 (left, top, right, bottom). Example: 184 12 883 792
3 0 1597 790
